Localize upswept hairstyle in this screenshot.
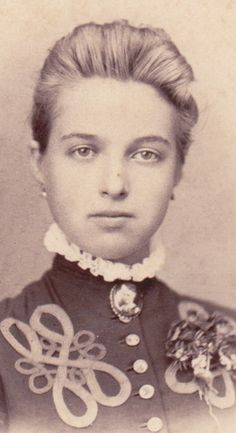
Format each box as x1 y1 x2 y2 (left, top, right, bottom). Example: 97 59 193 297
31 20 198 162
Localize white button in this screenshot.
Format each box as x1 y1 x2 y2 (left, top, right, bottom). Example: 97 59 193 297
133 359 148 374
139 384 155 399
147 417 163 432
125 334 140 346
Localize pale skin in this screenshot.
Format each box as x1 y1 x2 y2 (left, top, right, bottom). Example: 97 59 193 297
30 78 181 264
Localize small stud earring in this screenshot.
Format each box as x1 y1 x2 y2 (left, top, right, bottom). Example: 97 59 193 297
171 193 175 201
41 186 47 198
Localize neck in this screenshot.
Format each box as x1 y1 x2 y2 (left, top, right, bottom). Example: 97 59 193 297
44 223 165 282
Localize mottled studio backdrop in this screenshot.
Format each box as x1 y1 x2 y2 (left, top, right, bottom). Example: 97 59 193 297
0 0 236 306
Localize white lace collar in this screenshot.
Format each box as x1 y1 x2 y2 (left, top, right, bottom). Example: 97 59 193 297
44 223 165 282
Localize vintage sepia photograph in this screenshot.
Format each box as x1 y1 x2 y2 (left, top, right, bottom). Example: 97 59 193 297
0 1 236 432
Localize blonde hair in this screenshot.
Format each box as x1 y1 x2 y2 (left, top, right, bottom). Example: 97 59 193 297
31 20 198 162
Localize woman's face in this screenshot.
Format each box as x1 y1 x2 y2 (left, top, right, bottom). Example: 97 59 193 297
33 78 181 264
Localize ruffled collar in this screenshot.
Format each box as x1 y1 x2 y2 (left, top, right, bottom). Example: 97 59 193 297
44 223 165 282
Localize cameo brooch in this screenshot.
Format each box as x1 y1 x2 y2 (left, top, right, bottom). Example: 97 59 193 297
110 282 143 323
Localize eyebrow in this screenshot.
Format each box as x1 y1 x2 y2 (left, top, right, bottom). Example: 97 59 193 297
132 135 170 147
61 133 101 142
61 132 170 147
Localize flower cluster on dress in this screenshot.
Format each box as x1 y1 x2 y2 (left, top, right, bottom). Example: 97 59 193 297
165 301 236 407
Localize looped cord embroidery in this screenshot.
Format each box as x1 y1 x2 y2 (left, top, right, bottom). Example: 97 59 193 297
0 304 131 428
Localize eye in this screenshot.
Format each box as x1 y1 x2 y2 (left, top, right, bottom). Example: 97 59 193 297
71 146 96 159
132 149 161 162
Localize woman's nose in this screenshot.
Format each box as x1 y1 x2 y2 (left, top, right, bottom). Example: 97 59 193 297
99 163 129 199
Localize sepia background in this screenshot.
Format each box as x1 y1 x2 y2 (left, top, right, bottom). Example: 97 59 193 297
0 0 236 306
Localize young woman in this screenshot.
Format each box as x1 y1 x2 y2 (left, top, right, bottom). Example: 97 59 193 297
0 20 235 433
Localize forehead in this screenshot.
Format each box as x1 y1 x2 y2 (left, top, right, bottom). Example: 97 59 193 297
51 77 178 143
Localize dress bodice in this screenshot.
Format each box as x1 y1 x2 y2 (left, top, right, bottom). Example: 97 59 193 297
0 254 235 433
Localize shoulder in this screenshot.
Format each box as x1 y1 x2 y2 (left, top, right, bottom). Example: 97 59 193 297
143 278 236 348
177 294 236 323
0 270 51 322
151 277 236 319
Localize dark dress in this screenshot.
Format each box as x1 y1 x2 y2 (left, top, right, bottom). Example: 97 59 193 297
0 254 235 433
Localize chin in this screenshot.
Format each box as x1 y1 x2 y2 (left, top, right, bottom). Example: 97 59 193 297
92 240 146 264
80 238 139 263
67 229 150 264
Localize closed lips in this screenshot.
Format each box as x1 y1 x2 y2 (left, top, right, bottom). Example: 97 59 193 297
89 212 133 218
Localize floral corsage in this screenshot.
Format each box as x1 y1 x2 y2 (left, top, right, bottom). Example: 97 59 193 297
165 302 236 429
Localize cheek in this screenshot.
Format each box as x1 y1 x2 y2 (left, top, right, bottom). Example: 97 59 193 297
134 169 176 227
43 161 89 202
45 176 100 231
135 170 175 203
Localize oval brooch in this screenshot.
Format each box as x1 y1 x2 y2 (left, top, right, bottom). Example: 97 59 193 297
109 282 143 323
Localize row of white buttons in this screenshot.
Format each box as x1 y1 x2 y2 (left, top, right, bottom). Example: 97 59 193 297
133 359 148 374
139 384 155 399
125 333 140 346
147 417 163 432
125 334 163 432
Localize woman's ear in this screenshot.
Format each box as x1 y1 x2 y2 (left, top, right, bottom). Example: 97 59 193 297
171 163 182 200
174 162 183 187
29 140 45 185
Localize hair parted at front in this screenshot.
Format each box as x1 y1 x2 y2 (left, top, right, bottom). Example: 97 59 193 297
31 20 198 162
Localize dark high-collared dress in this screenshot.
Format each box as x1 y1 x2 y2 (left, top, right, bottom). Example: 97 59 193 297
0 254 235 433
